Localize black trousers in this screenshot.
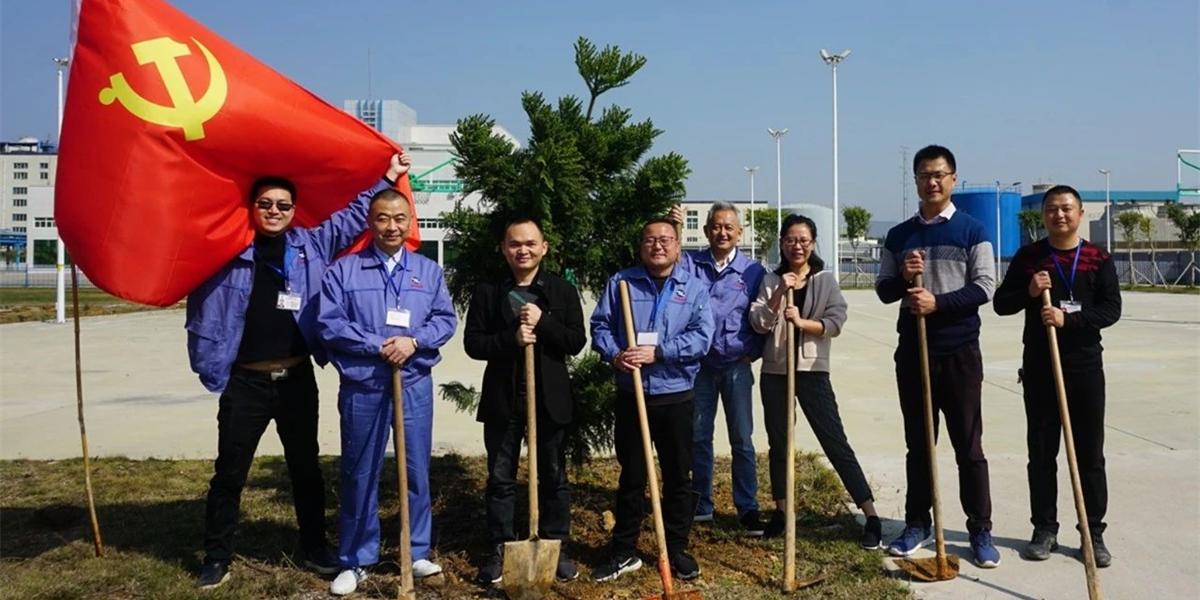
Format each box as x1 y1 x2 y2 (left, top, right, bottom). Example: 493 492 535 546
1022 365 1108 535
896 345 993 533
612 390 698 558
761 372 873 506
203 362 328 563
483 395 571 547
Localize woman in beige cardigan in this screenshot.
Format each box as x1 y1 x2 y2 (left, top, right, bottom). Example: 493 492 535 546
749 214 881 548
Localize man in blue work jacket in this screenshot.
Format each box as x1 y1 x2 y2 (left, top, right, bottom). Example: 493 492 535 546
671 202 768 535
589 218 716 583
317 188 457 596
188 153 409 589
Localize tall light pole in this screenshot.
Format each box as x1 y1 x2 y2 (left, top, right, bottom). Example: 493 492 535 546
768 128 788 243
1098 169 1111 251
995 180 1021 277
745 166 759 260
55 57 69 324
820 49 850 280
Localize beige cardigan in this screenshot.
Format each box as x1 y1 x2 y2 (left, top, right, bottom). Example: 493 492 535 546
749 270 847 374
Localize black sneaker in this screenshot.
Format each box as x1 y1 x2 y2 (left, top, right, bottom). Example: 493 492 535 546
670 551 700 580
556 549 579 583
1023 529 1058 561
477 545 504 585
1091 532 1112 568
860 516 883 550
592 554 642 582
196 560 230 589
301 545 340 576
740 510 767 537
763 510 785 539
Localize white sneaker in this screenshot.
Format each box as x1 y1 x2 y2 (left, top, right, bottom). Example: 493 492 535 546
412 559 443 578
330 568 367 596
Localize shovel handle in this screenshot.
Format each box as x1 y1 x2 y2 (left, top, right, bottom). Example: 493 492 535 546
913 274 948 570
392 367 415 599
618 280 674 596
525 343 540 540
1041 291 1103 600
784 290 796 592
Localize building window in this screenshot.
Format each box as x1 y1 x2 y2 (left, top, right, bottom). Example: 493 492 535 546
40 172 49 180
35 217 55 228
417 218 443 229
13 162 28 169
40 162 49 169
13 199 26 207
686 210 699 230
12 226 25 233
13 187 27 195
13 213 27 222
13 172 27 180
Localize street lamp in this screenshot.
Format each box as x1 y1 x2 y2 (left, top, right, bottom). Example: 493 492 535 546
820 48 850 281
745 166 759 260
768 128 788 244
995 180 1021 277
54 57 69 324
1098 169 1111 251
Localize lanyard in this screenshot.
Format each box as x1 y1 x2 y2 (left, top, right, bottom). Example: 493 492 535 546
647 278 676 330
1051 243 1082 302
256 248 290 292
377 250 408 306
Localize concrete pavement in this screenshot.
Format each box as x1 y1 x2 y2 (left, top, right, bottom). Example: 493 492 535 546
2 290 1198 599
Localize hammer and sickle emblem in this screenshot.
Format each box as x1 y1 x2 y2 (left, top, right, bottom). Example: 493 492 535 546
99 37 227 141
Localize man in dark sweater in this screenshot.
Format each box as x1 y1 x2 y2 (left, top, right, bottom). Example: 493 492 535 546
463 218 587 585
875 145 1000 568
993 184 1121 567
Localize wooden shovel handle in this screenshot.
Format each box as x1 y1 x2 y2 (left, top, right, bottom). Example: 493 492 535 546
392 367 415 599
784 290 796 592
914 274 948 569
525 344 540 539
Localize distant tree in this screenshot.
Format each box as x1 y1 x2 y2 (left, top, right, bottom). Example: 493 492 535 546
748 207 783 265
1018 208 1044 244
1165 203 1200 287
1138 215 1163 286
842 206 872 286
438 38 690 468
1115 210 1146 285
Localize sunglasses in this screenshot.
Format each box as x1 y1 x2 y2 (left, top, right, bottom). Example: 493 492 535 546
255 199 295 212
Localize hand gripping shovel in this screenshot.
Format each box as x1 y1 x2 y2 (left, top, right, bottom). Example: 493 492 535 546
893 274 960 582
501 344 562 600
619 280 702 600
391 367 416 600
1041 290 1104 600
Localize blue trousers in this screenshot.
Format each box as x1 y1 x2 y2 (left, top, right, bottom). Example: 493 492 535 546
337 375 434 567
691 361 760 518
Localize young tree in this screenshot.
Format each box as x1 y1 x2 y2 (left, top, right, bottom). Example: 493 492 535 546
1166 203 1200 287
1138 215 1163 286
748 207 783 266
1018 208 1043 244
439 38 690 468
1115 210 1145 286
842 206 872 286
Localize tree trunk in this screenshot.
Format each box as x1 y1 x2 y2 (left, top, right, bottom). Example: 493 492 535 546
1128 247 1135 286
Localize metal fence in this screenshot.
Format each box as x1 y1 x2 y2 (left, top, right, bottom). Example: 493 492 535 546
0 267 97 289
834 251 1199 287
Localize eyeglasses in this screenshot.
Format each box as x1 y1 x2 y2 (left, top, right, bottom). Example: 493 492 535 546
641 236 677 248
781 237 814 248
255 199 294 212
915 171 955 183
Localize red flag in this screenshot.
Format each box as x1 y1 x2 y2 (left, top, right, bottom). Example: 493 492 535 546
56 0 419 307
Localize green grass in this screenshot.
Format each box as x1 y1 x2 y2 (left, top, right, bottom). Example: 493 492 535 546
0 288 172 323
0 455 911 600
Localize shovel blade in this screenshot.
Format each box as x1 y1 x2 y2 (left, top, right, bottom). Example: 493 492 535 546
893 555 960 582
643 592 703 600
502 538 561 600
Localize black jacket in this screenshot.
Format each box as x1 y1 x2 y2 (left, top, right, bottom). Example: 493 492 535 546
463 267 587 425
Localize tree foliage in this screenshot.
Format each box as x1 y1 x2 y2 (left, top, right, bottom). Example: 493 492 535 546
1017 208 1043 244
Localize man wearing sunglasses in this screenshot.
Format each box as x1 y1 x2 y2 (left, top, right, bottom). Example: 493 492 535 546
188 152 410 589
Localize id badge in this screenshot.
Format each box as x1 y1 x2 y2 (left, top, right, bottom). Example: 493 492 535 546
386 308 412 327
276 291 301 312
636 331 659 346
1061 300 1082 314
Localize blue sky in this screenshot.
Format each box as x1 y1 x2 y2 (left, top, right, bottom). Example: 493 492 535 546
2 0 1197 220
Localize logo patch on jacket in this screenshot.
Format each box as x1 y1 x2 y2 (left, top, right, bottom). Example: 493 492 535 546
410 276 424 289
672 288 688 302
732 277 746 290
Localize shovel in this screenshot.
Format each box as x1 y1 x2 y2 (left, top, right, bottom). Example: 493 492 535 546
1041 290 1104 600
618 280 702 600
501 344 562 600
391 367 416 600
893 274 960 582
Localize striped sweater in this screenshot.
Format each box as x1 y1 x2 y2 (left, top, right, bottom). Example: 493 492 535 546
875 205 996 356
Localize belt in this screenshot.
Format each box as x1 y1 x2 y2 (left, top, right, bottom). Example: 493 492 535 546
232 360 311 382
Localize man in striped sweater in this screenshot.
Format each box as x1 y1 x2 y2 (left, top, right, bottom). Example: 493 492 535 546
875 145 1000 568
